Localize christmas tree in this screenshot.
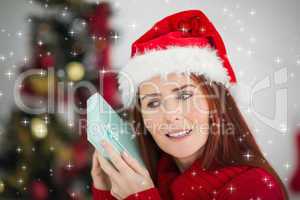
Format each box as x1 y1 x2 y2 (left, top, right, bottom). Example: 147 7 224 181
0 1 121 199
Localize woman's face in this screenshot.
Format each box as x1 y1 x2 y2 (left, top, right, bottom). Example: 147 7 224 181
138 73 209 158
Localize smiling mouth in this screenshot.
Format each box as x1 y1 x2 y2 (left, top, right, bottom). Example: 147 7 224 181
166 129 192 139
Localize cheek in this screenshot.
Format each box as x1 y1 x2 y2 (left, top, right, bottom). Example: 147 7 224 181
185 98 210 144
142 115 161 137
187 99 209 126
142 115 169 147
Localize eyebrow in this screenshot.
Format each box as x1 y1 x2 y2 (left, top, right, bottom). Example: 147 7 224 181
171 84 196 92
140 93 161 101
140 84 196 101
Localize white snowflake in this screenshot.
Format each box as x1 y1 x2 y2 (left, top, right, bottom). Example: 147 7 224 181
249 9 256 16
227 185 235 193
191 170 197 176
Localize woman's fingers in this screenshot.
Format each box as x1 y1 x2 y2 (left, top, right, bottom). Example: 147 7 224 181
121 150 149 176
97 149 120 181
100 140 133 174
91 151 101 175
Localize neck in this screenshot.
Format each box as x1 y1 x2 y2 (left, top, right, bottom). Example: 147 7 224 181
173 147 204 173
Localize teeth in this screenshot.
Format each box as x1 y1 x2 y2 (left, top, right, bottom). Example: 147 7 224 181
167 129 191 138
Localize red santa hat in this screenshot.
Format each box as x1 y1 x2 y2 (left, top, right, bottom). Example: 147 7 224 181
117 10 237 108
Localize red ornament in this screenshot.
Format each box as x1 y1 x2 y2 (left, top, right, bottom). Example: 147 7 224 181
30 180 49 200
73 140 89 169
40 53 55 69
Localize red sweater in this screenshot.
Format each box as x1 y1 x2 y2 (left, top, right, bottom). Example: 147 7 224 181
92 152 286 200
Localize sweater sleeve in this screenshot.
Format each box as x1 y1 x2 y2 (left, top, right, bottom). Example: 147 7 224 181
91 184 118 200
124 187 162 200
216 167 286 200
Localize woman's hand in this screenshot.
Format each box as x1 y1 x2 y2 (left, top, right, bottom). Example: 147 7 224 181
91 150 112 190
98 139 155 200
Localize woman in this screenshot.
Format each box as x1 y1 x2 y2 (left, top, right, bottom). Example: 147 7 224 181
91 10 288 200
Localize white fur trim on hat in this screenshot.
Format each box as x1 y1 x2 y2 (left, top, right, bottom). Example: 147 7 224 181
117 46 232 108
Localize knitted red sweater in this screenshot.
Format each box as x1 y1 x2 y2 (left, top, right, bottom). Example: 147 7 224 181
92 152 286 200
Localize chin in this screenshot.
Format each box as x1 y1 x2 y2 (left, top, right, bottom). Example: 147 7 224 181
166 144 203 158
155 130 207 158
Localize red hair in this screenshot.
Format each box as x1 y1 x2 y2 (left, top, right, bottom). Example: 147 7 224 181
128 73 288 198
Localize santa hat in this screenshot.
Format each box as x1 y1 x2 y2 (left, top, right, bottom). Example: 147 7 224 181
117 10 237 109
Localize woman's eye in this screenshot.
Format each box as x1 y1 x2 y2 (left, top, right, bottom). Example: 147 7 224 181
147 100 160 108
177 91 193 100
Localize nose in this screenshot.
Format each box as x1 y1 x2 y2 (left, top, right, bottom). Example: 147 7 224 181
162 101 182 123
163 112 181 123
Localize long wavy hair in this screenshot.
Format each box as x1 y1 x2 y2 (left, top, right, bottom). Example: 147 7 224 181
127 73 288 198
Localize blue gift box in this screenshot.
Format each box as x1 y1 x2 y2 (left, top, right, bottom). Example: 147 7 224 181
87 93 145 167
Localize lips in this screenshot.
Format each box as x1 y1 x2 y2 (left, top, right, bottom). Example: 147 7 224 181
166 129 192 138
